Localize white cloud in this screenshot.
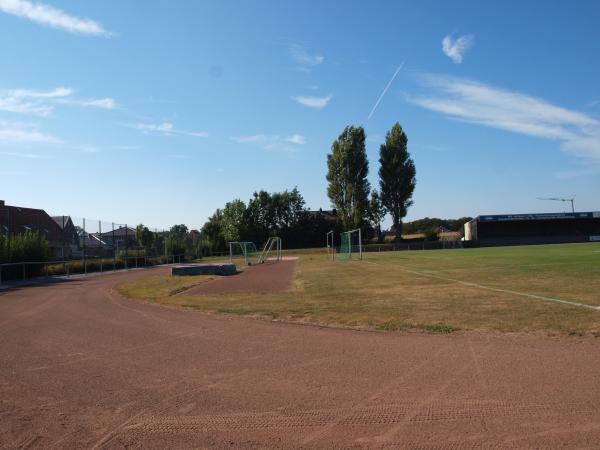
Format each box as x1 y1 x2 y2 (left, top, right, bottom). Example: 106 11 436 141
231 134 267 144
0 87 71 116
12 87 72 98
0 0 112 36
115 145 142 150
556 167 600 179
408 74 600 165
442 34 474 64
0 87 118 115
78 144 100 153
0 151 45 159
290 44 324 67
231 133 305 152
0 121 62 143
128 122 208 138
78 98 117 109
291 94 332 109
284 134 306 145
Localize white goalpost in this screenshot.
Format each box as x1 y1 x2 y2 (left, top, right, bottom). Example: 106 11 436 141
259 236 282 263
326 230 335 261
229 241 258 266
229 238 282 266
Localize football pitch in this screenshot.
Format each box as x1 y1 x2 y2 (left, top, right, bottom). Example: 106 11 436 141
117 242 600 335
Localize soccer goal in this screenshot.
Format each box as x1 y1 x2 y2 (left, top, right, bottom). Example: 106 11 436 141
259 236 282 263
229 241 259 266
326 230 335 261
339 229 362 261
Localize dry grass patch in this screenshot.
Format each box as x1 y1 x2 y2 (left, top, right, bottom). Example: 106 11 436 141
115 274 214 302
115 243 600 335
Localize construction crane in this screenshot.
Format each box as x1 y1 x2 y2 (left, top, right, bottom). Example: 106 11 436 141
536 196 576 213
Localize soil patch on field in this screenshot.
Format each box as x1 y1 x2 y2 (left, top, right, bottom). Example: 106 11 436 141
183 259 297 295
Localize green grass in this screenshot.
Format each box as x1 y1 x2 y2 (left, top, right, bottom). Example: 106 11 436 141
115 243 600 335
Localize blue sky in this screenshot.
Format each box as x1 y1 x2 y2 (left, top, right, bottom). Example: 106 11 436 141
1 0 599 229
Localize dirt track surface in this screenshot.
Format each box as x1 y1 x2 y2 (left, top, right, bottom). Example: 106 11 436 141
184 259 297 295
2 267 600 449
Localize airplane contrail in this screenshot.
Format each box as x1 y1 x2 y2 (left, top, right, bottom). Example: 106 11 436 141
367 62 404 121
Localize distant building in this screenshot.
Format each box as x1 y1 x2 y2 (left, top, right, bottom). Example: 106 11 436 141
464 212 600 246
305 209 337 222
52 216 78 242
0 200 66 257
99 226 141 249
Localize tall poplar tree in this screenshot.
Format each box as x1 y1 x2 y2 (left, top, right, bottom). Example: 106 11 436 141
378 123 416 237
326 126 370 230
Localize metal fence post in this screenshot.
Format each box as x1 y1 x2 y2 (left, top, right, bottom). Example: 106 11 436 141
62 215 66 263
83 218 87 275
112 222 116 271
22 262 26 281
99 220 103 273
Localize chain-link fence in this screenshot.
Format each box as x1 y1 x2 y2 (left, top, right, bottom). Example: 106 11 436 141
0 204 203 284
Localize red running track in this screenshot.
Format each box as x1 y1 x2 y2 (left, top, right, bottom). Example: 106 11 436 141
1 266 600 449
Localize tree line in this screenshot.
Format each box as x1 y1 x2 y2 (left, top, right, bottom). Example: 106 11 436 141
200 188 339 253
402 217 473 236
326 122 416 239
199 121 418 252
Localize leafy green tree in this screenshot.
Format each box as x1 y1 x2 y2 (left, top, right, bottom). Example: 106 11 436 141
245 190 274 244
326 126 370 230
379 122 416 237
135 224 154 249
368 190 387 242
167 224 189 255
221 199 246 242
276 187 306 230
202 209 226 253
243 187 307 246
402 217 473 235
169 224 189 241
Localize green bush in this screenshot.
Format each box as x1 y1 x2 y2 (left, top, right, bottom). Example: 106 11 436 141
0 232 49 264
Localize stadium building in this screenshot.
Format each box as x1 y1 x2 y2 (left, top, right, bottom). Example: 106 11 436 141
464 212 600 246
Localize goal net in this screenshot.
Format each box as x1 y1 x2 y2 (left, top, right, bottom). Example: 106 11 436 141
339 229 362 261
229 241 259 266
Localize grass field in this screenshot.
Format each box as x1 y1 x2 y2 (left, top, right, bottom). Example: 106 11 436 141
115 242 600 335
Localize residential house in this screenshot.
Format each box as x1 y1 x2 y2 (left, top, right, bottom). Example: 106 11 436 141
0 200 66 257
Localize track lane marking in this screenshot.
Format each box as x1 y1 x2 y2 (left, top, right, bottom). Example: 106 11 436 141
364 259 600 311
